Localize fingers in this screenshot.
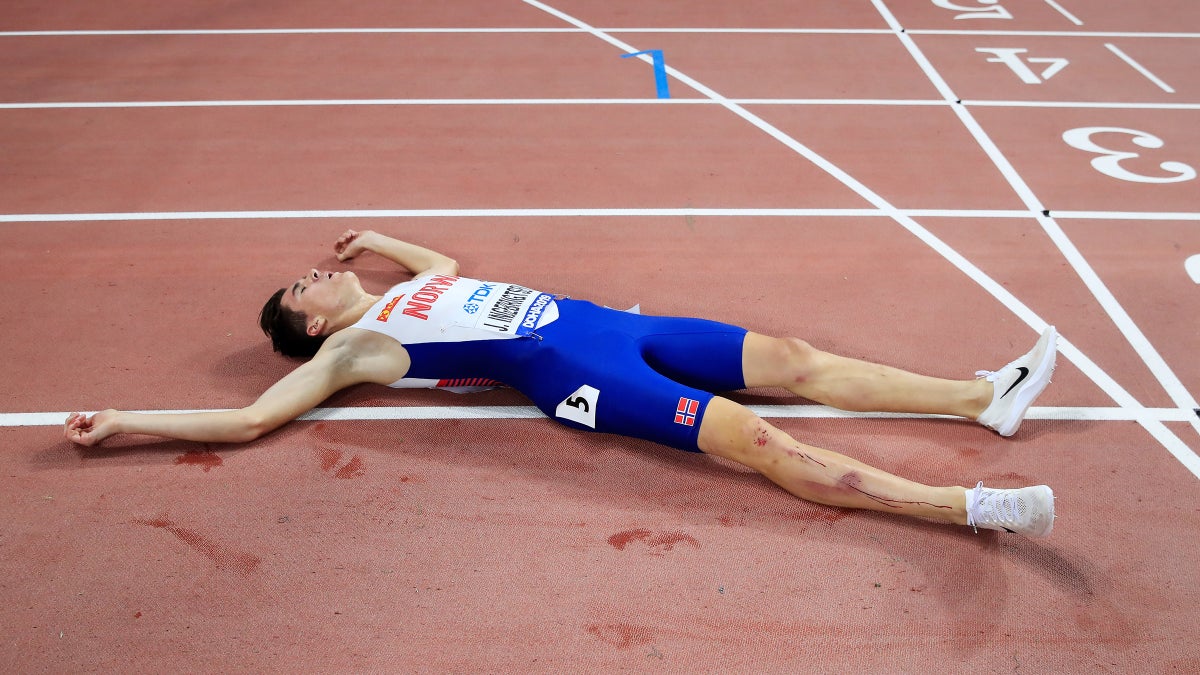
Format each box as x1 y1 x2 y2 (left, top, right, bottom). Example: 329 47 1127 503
64 412 94 445
336 230 362 263
334 229 358 251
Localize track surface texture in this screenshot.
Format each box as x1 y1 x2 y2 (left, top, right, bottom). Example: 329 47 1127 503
1 1 1197 672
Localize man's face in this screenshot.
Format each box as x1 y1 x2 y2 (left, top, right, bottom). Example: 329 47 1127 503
281 269 360 332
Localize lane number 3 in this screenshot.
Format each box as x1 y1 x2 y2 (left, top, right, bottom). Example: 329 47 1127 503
932 0 1012 20
1062 127 1196 184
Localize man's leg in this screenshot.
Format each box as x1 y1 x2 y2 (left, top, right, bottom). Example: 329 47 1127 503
698 397 968 523
697 397 1055 536
741 333 989 418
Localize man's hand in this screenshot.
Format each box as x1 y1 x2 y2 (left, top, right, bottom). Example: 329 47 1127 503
334 229 376 262
334 229 458 278
64 410 121 447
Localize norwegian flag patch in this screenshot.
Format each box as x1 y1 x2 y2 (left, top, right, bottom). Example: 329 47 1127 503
674 397 700 426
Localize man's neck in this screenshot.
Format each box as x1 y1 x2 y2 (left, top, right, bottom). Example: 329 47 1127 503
328 293 383 333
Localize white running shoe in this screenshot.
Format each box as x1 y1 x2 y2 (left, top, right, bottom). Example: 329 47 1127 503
976 326 1058 437
965 482 1055 537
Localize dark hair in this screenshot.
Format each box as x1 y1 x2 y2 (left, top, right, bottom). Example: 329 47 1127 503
259 288 327 358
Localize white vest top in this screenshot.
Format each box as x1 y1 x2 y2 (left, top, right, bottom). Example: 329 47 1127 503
348 274 559 391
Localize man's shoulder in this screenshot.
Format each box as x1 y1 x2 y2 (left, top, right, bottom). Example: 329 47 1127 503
328 326 406 355
318 327 411 383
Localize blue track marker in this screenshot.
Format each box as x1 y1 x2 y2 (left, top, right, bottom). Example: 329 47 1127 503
621 49 670 99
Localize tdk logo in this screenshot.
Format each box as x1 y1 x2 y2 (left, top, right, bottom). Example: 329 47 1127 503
467 283 496 303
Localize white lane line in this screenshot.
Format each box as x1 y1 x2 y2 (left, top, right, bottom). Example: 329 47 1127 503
873 0 1200 470
0 208 888 222
9 405 1195 427
0 28 585 36
1054 210 1200 220
911 30 1200 38
4 98 1197 111
3 28 1198 38
0 98 949 110
1105 43 1176 93
965 101 1200 110
1043 0 1084 26
3 208 1198 224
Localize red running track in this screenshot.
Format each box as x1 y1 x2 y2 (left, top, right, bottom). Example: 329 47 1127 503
1 1 1198 672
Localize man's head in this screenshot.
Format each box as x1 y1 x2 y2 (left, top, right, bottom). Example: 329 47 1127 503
259 269 365 358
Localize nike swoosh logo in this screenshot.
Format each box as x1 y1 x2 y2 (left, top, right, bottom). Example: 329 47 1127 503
1001 367 1029 399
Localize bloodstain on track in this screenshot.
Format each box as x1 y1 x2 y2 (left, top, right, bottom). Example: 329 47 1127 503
607 528 700 554
586 622 655 649
174 450 222 472
133 517 261 576
316 447 365 479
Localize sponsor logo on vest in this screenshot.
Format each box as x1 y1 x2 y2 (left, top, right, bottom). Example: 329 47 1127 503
376 295 405 322
401 275 459 321
521 293 553 330
482 284 534 332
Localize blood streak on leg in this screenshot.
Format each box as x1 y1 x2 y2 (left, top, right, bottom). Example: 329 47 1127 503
788 444 827 468
836 471 952 511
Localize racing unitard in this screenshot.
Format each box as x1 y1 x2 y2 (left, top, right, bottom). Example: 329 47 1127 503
347 274 748 452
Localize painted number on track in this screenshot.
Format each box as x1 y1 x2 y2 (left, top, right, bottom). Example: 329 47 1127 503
1062 127 1197 184
1187 255 1200 285
976 48 1068 84
933 0 1012 20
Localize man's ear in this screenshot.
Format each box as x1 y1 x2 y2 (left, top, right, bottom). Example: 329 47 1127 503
306 316 326 337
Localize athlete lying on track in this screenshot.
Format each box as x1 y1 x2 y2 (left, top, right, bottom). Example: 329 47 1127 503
65 229 1058 537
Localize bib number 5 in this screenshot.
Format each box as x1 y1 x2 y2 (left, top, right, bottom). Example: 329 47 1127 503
556 385 600 428
1062 127 1196 184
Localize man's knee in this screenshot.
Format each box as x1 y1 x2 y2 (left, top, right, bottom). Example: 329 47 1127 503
698 397 778 464
744 334 825 389
774 336 822 386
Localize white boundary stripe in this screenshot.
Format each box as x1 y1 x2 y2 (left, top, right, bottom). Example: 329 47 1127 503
965 101 1200 110
9 405 1195 428
1054 211 1200 221
910 30 1200 38
1043 0 1084 27
1104 43 1176 93
0 98 950 110
2 28 1198 38
0 28 586 36
3 98 1197 111
3 208 1198 224
872 0 1200 472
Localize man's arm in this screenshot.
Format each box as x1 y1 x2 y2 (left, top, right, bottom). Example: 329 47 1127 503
334 229 459 277
64 337 370 447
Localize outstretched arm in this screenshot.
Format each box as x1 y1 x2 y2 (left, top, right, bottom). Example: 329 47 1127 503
65 337 368 447
334 229 459 278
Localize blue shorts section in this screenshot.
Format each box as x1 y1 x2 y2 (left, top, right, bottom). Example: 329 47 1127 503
412 299 746 452
519 300 746 452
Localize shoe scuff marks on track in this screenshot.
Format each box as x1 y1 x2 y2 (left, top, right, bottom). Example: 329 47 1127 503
174 450 222 472
133 517 261 576
607 528 700 554
317 447 365 479
586 622 655 649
